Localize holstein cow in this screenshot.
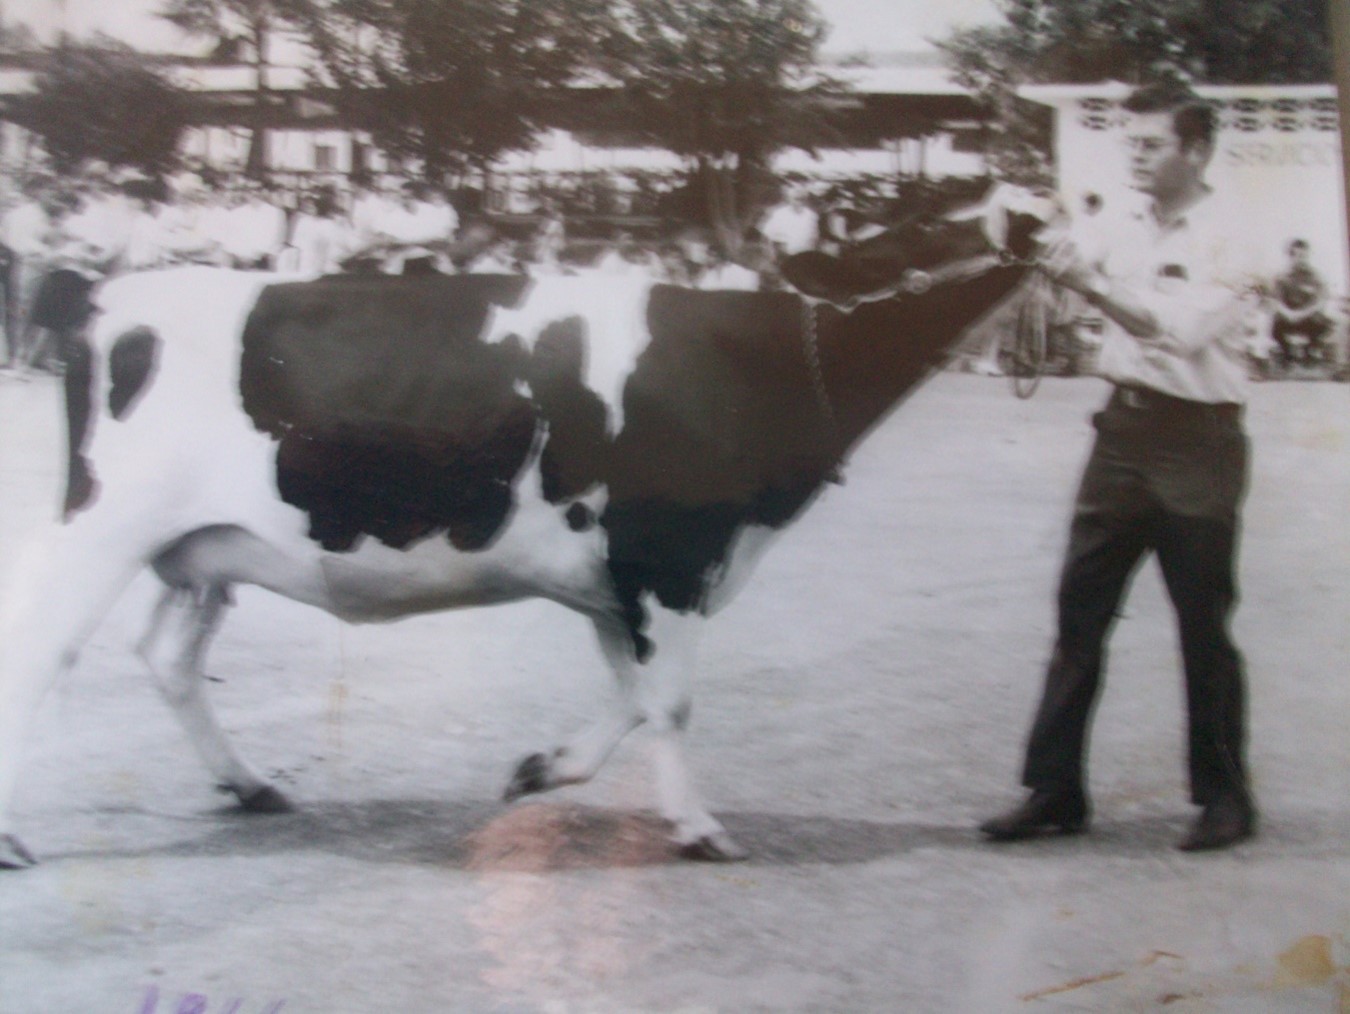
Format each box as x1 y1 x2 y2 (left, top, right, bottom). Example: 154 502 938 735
0 186 1049 867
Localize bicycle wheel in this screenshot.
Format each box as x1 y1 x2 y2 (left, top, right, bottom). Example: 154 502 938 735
1010 286 1047 399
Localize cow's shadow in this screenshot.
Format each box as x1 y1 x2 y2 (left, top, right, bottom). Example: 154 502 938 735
45 795 1320 869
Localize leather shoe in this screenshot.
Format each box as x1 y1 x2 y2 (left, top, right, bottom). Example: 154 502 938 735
1176 794 1256 852
979 787 1089 841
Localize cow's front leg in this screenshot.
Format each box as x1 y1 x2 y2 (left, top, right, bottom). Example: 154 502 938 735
504 615 643 800
635 608 747 861
505 608 746 861
136 584 291 812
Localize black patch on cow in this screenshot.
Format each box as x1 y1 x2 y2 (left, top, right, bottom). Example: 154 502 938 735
107 326 160 420
524 316 609 503
565 502 595 532
601 286 840 631
239 274 538 552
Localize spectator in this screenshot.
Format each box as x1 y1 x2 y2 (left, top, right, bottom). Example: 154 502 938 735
531 204 567 274
594 230 652 277
285 186 354 276
1269 238 1335 370
0 190 57 370
760 185 819 259
699 246 761 291
209 185 287 270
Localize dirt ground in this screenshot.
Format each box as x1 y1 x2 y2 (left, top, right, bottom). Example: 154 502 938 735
0 370 1346 1013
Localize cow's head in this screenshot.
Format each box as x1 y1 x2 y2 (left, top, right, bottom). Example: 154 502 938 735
781 183 1054 306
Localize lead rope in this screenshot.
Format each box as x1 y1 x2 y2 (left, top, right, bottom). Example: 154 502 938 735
801 298 839 437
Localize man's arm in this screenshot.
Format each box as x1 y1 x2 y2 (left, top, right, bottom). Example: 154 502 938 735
1040 234 1252 357
1039 236 1161 339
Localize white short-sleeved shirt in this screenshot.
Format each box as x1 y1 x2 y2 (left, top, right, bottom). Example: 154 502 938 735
1080 191 1263 405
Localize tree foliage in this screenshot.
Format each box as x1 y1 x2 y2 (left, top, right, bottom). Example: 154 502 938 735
293 0 619 180
937 0 1334 182
160 0 306 177
6 40 190 178
941 0 1332 89
603 0 845 245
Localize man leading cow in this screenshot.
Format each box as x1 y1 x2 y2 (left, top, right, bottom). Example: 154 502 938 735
981 79 1262 852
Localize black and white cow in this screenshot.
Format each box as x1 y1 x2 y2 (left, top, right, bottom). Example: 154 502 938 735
0 186 1049 867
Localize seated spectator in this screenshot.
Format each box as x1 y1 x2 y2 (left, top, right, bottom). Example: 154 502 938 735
1270 238 1335 368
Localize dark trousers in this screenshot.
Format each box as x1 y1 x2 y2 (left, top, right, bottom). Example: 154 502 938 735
1022 387 1251 806
1271 313 1333 366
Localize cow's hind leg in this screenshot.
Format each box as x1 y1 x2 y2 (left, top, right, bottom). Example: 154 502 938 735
136 583 291 813
0 525 155 868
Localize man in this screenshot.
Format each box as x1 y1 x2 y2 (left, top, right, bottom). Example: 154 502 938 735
981 80 1261 852
1269 238 1335 370
0 190 57 369
760 185 819 259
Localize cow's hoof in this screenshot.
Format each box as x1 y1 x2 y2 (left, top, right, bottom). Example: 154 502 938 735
503 753 551 801
0 833 38 869
678 831 750 862
234 785 295 814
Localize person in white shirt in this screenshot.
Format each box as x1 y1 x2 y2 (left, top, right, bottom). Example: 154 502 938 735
212 186 287 269
349 182 459 273
981 79 1262 853
0 193 57 368
285 186 355 276
698 246 760 290
759 186 819 258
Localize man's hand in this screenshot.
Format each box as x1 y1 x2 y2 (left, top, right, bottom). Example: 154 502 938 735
1037 235 1098 296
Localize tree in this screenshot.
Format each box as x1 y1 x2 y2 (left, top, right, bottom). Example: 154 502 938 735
604 0 846 249
5 40 190 179
292 0 620 185
159 0 303 178
938 0 1335 182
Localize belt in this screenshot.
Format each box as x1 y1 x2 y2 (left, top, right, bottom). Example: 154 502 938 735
1110 385 1243 425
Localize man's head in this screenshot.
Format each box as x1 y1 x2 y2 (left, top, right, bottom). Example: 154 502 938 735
1122 80 1217 201
1287 238 1311 266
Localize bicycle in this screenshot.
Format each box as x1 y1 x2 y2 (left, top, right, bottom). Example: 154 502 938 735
1007 272 1077 399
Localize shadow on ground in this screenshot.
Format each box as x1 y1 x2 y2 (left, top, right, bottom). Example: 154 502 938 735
39 797 1341 872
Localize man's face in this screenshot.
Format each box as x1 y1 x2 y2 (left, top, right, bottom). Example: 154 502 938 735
1124 110 1204 199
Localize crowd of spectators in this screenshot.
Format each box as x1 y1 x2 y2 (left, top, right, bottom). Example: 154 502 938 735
0 170 843 378
3 168 1343 383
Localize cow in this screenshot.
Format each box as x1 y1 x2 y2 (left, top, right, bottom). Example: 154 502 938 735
0 186 1051 868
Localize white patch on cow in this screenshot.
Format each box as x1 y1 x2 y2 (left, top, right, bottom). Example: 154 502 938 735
481 274 654 433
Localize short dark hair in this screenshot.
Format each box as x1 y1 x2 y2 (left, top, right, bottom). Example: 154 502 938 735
1288 238 1310 253
1123 79 1217 151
